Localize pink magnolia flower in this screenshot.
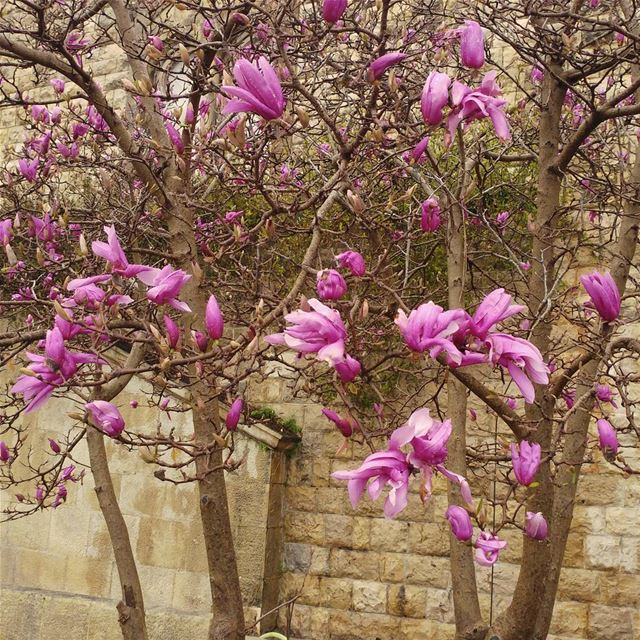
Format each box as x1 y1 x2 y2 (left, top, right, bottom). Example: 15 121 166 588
322 408 358 437
85 401 125 438
226 398 244 431
92 225 149 277
596 419 618 461
31 105 50 123
475 532 507 566
496 210 510 229
446 71 510 143
138 265 192 312
367 52 407 81
410 136 430 163
510 440 541 486
335 250 366 277
580 271 621 323
148 35 164 51
469 288 525 340
192 330 209 352
525 511 548 540
0 441 10 462
595 384 617 407
0 219 13 246
205 294 224 339
65 31 90 51
332 448 410 518
458 20 485 69
421 71 451 126
389 408 451 466
165 123 184 154
485 333 549 403
222 57 285 120
30 213 56 241
531 67 544 83
265 298 347 362
48 438 61 453
446 505 473 541
11 327 102 412
333 354 361 382
18 158 39 182
50 78 66 94
316 269 348 301
66 274 111 308
421 198 442 232
322 0 347 23
395 302 468 365
163 314 180 349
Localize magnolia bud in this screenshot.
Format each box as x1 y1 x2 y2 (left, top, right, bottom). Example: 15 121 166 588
179 44 190 66
295 106 310 128
122 78 137 93
36 247 45 266
347 189 364 214
5 244 17 265
78 233 88 255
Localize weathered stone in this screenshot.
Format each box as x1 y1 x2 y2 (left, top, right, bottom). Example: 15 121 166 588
425 587 454 623
352 579 387 613
370 517 410 553
404 555 450 589
407 522 449 556
329 548 380 580
587 604 635 640
380 552 405 583
318 576 352 609
324 514 353 547
387 584 428 618
285 511 325 545
557 568 601 603
284 542 313 573
549 601 588 636
584 535 622 570
285 486 317 511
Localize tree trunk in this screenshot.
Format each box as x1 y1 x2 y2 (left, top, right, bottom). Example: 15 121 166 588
446 149 485 639
86 427 149 640
490 63 566 640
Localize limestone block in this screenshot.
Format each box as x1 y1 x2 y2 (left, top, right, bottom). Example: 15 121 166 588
39 594 90 639
285 511 325 545
576 476 624 505
309 545 331 575
425 587 454 624
350 517 371 550
399 618 455 640
380 552 405 583
557 567 601 603
285 486 317 512
172 570 211 611
86 601 123 640
604 507 640 536
588 604 635 640
318 576 353 609
328 548 380 580
14 549 66 592
136 517 190 570
598 572 640 607
369 517 410 553
0 588 44 640
620 537 640 573
329 609 401 639
387 584 428 618
352 579 387 613
584 535 622 570
314 487 349 514
407 522 449 556
404 555 450 589
63 556 112 598
324 514 353 548
284 542 312 573
549 601 588 636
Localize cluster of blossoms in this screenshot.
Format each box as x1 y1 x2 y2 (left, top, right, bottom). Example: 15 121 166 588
330 408 549 566
4 224 242 505
396 288 548 403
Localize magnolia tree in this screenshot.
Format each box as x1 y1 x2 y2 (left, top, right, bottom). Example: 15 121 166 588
0 0 639 639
